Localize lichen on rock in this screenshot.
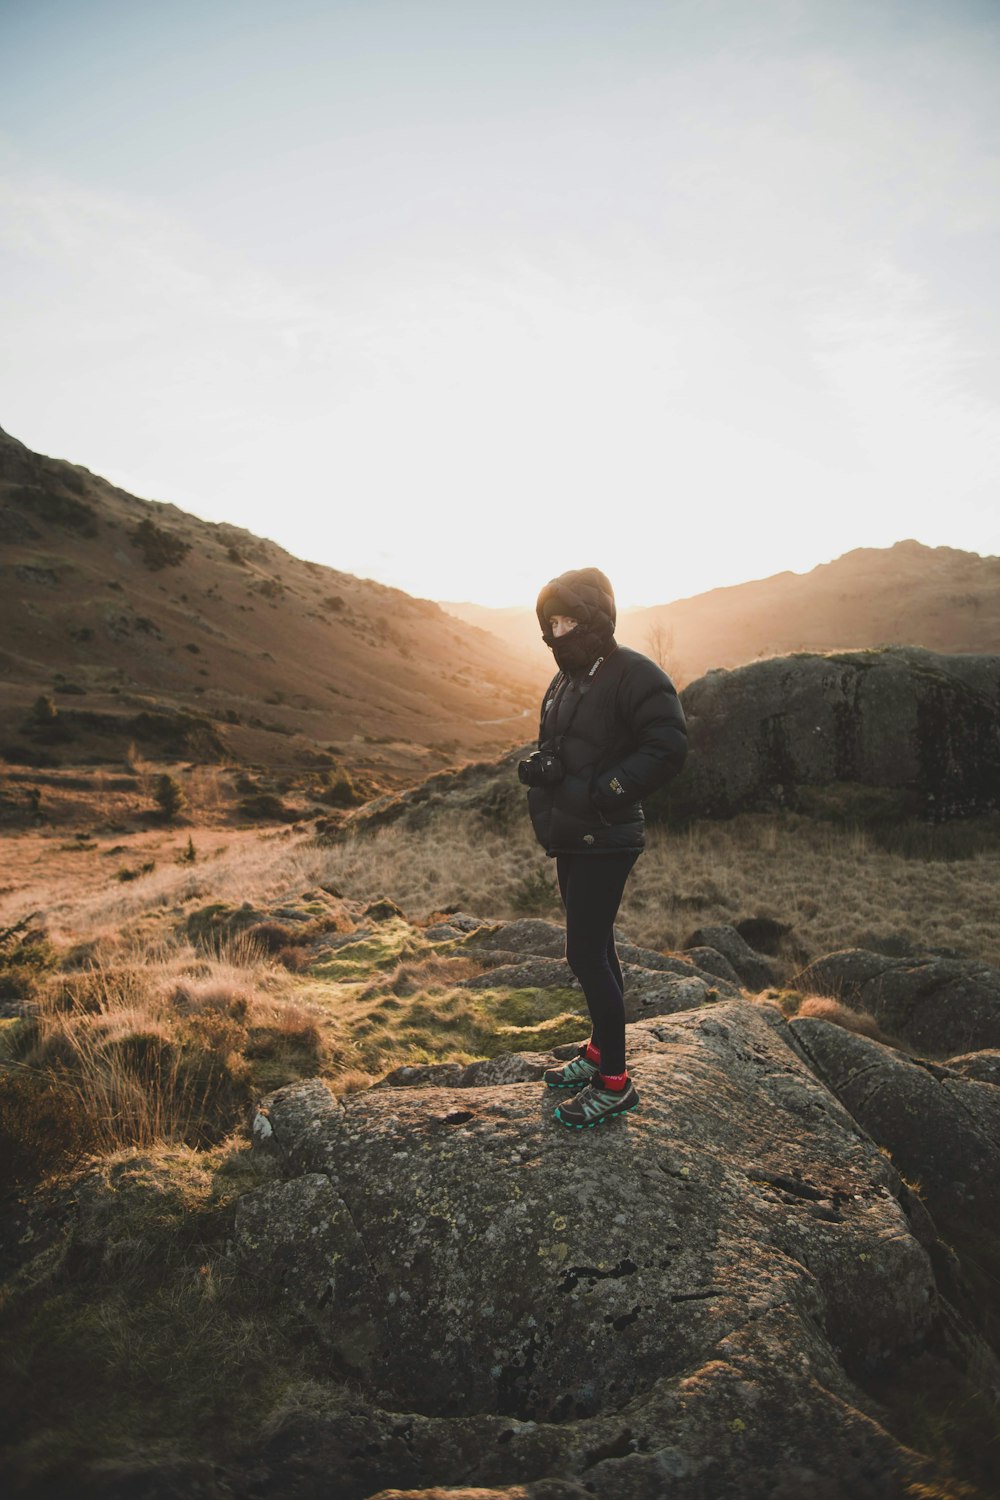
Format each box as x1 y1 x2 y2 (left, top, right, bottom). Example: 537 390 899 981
231 1001 998 1497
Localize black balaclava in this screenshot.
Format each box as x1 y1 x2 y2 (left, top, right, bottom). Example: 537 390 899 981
536 567 617 673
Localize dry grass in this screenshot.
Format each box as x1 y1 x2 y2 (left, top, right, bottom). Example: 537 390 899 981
6 806 999 978
3 801 998 1181
0 826 311 941
310 810 1000 977
0 939 326 1182
755 989 893 1043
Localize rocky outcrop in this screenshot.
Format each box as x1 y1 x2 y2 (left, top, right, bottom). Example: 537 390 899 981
233 1001 1000 1498
458 919 741 1020
789 1017 1000 1237
678 945 743 986
466 919 719 975
682 925 776 990
791 949 1000 1055
656 646 1000 823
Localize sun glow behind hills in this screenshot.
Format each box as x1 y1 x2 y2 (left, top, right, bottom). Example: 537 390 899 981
2 0 1000 607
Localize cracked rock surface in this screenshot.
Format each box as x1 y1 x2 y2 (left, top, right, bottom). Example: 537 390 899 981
233 1001 999 1498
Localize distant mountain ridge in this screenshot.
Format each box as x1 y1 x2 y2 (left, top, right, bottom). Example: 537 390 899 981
445 539 1000 685
0 426 538 784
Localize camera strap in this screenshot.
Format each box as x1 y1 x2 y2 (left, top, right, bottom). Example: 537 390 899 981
539 655 606 751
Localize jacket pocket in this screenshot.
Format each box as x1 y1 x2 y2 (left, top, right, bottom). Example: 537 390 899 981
548 774 604 848
556 771 593 816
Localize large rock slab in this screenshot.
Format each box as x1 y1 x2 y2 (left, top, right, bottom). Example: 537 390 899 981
232 1003 993 1498
660 646 1000 822
792 949 1000 1054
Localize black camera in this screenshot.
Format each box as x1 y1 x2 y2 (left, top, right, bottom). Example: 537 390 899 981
518 750 565 788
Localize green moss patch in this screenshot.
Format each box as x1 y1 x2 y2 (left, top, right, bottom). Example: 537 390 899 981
307 917 429 983
336 981 586 1076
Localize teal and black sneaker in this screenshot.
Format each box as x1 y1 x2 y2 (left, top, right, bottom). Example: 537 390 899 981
553 1078 640 1128
543 1046 600 1090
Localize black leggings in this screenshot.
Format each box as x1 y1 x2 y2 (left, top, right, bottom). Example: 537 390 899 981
556 850 639 1077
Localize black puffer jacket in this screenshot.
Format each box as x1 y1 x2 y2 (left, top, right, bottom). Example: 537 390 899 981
526 644 688 855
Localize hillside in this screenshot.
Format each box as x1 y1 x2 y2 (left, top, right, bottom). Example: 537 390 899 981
445 539 1000 685
0 427 538 786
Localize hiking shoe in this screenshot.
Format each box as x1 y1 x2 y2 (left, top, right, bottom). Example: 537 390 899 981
553 1078 640 1128
543 1047 600 1090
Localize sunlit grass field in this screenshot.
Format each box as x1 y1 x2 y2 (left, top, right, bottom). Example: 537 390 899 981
3 805 999 1182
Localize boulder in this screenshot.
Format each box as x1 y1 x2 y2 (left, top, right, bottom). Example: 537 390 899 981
424 913 493 941
468 920 567 959
366 897 407 923
619 965 727 1021
682 925 776 990
791 949 1000 1054
680 946 743 986
231 1003 994 1498
460 958 579 993
660 646 1000 823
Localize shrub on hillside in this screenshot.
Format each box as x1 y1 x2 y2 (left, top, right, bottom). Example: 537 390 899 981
131 517 191 570
0 920 58 1004
316 767 362 808
253 577 283 600
238 791 299 822
31 694 58 726
23 694 71 745
510 869 561 916
154 773 186 822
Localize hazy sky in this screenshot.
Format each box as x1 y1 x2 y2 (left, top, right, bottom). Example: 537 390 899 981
2 0 999 607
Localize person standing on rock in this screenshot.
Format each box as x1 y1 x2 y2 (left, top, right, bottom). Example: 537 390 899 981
519 566 688 1129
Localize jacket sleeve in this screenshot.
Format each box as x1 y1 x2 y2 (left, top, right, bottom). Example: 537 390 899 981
591 657 687 804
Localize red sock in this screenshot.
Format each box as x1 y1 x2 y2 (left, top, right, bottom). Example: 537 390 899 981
599 1070 629 1092
584 1041 601 1065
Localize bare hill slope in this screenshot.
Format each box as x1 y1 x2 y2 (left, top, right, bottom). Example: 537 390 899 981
445 539 1000 685
0 427 537 784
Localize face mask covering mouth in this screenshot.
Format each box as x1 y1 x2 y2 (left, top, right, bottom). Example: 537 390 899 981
551 626 602 671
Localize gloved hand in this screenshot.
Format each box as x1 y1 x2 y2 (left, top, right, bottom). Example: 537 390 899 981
590 772 628 812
